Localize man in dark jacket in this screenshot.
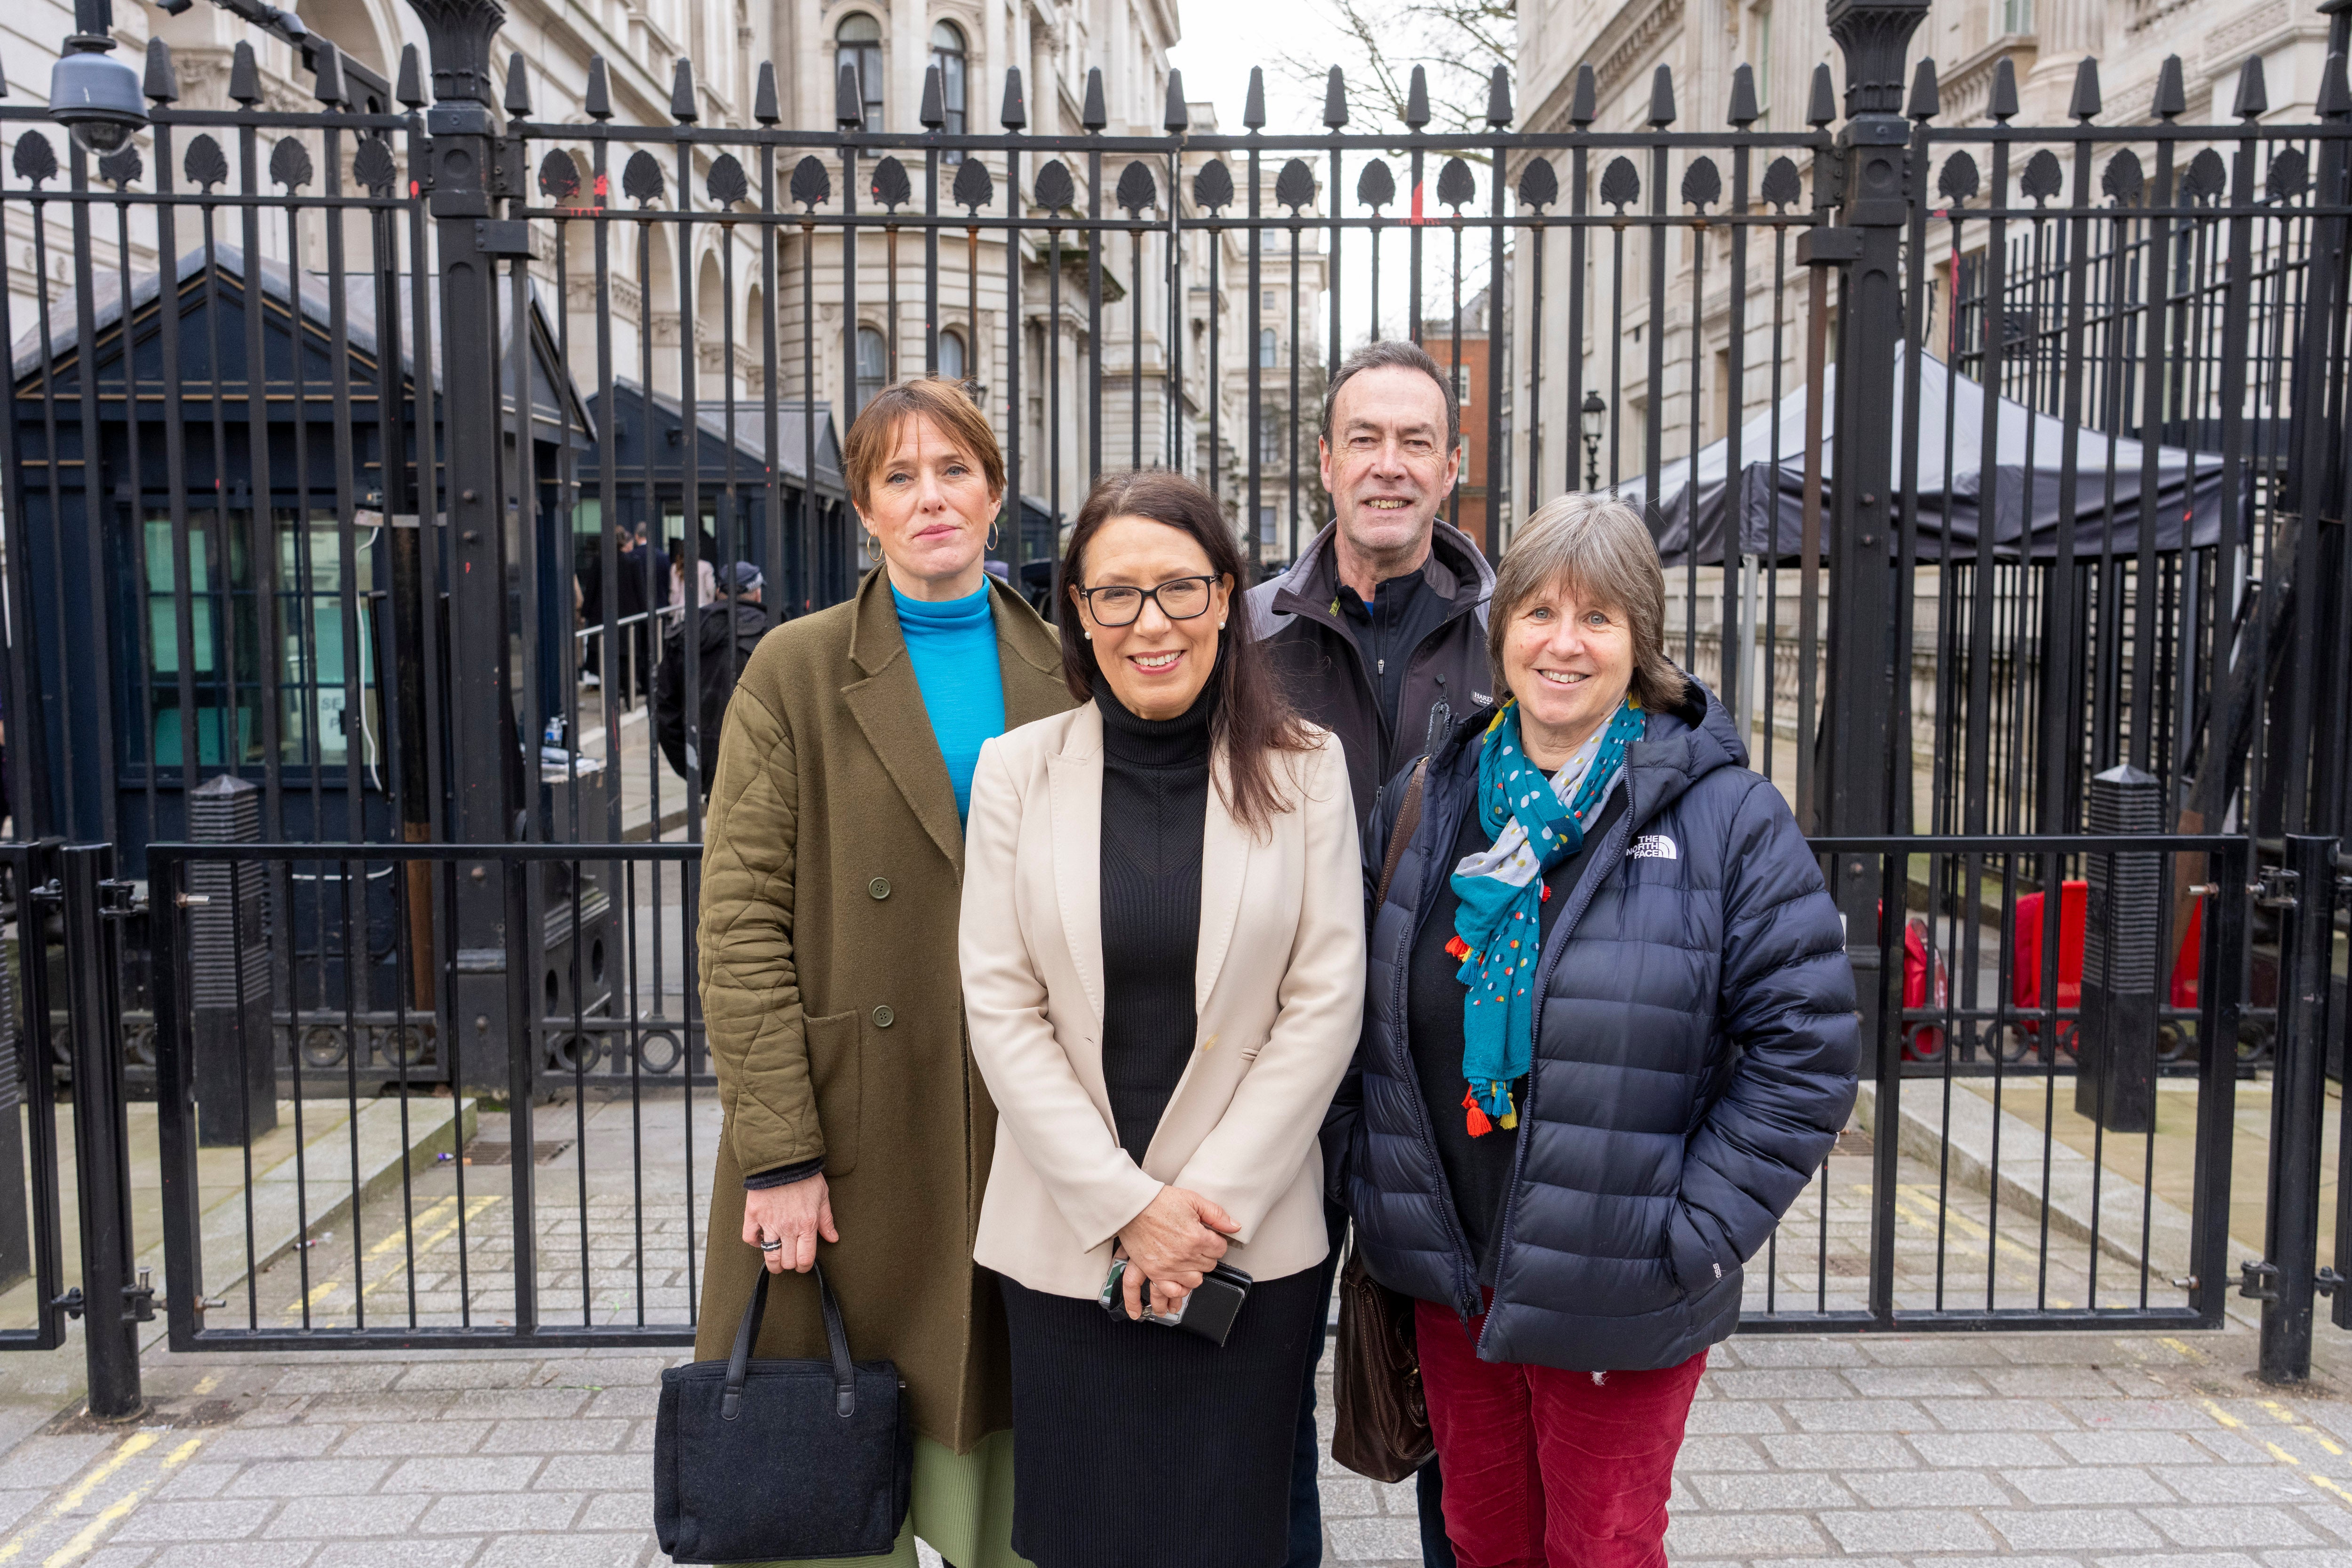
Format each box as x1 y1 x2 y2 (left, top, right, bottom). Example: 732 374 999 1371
1246 339 1495 828
654 562 771 798
1248 340 1486 1568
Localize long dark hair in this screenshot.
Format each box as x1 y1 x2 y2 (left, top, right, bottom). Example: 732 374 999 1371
1060 470 1314 832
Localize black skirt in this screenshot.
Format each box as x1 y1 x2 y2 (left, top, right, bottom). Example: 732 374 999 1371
996 1265 1323 1568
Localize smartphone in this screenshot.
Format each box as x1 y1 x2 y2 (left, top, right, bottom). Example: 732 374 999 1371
1097 1258 1255 1346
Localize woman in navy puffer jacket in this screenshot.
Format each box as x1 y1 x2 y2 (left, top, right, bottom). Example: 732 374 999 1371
1332 494 1858 1568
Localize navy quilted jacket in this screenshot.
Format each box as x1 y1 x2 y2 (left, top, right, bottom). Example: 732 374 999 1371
1333 679 1858 1372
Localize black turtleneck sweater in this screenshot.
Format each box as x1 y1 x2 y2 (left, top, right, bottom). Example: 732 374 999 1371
1096 682 1215 1158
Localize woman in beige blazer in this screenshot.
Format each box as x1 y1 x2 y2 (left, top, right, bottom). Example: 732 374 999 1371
959 470 1365 1568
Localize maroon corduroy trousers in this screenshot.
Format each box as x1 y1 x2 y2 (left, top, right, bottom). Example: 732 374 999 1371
1414 1295 1708 1568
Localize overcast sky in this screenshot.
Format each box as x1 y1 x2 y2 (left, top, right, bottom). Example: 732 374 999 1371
1168 0 1498 353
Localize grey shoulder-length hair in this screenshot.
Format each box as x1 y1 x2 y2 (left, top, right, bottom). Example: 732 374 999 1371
1486 493 1690 714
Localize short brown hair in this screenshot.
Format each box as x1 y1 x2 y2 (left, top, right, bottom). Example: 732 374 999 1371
1321 339 1459 453
1061 470 1315 832
1488 493 1689 714
841 377 1005 513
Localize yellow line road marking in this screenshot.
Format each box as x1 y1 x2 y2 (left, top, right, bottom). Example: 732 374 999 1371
2202 1398 2244 1429
51 1433 153 1513
35 1438 200 1568
2159 1336 2205 1363
2312 1473 2352 1506
2259 1398 2346 1457
188 1375 219 1398
282 1195 499 1320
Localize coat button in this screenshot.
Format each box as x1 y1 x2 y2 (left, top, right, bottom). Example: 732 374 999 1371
868 877 891 900
872 1005 895 1028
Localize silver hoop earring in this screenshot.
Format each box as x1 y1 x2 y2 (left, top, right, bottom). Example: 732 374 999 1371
986 520 1001 550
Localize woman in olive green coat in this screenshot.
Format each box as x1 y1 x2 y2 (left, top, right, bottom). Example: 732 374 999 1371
697 379 1068 1567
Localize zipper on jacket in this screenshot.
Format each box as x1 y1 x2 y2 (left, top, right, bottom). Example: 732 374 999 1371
1475 778 1640 1356
1383 766 1484 1322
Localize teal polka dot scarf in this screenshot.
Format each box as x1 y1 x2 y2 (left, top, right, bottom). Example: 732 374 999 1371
1444 694 1645 1136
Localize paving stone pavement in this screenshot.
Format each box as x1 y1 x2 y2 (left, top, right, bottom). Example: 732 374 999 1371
0 1318 2340 1567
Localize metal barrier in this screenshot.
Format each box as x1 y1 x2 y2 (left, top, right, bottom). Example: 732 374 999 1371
1738 833 2250 1334
146 840 701 1349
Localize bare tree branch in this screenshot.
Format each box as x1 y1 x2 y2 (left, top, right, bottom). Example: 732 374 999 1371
1271 0 1513 153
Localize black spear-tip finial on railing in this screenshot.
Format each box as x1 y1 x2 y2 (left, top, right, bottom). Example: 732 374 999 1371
397 43 425 110
921 64 946 129
2068 56 2101 122
1806 62 1836 127
755 61 779 125
836 61 864 127
503 50 529 117
314 40 348 106
1406 64 1430 129
2233 52 2268 119
585 55 611 120
1486 64 1512 128
2152 54 2185 120
1245 66 1267 130
144 37 179 104
1325 66 1348 128
1001 67 1027 130
1083 66 1107 130
671 57 698 123
1168 68 1190 133
1648 64 1676 127
229 40 262 106
2320 50 2352 119
1987 56 2018 121
1728 62 1759 126
1906 57 1939 121
1570 62 1596 127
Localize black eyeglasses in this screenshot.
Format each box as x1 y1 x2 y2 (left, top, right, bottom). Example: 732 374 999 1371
1073 574 1220 628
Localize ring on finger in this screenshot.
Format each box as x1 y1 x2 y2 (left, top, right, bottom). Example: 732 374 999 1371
758 1239 784 1252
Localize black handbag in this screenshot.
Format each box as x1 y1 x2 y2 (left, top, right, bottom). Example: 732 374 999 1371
654 1263 914 1563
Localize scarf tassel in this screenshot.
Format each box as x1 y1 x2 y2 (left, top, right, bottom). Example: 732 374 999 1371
1462 1082 1517 1138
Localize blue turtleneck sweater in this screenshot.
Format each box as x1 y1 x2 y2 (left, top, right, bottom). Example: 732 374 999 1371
892 581 1006 821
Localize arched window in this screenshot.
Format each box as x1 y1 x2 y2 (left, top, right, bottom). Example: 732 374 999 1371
938 327 968 382
856 326 889 411
1257 327 1277 368
930 21 968 137
836 13 884 134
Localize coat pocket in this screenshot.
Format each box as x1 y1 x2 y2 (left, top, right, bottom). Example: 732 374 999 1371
803 1009 862 1178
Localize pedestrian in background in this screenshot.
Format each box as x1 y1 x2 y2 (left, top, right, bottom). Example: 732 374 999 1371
654 560 771 798
694 378 1070 1568
1335 493 1859 1568
1244 337 1494 1568
959 470 1364 1568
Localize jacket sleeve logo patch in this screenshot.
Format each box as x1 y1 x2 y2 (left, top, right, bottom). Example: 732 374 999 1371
1630 834 1678 860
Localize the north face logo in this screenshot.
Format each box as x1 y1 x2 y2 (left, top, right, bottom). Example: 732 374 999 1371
1631 834 1677 860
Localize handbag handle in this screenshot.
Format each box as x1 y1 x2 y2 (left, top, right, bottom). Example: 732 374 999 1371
722 1262 857 1422
1373 757 1429 914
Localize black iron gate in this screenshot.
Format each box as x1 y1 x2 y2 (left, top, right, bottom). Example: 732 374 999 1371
0 0 2348 1392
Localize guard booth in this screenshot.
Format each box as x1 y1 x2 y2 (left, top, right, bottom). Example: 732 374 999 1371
5 244 617 1101
578 380 852 631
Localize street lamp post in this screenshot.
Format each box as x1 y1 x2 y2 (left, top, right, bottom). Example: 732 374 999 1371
48 0 146 153
1580 390 1606 491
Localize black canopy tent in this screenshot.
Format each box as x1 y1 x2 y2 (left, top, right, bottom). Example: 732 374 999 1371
1617 347 2235 565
